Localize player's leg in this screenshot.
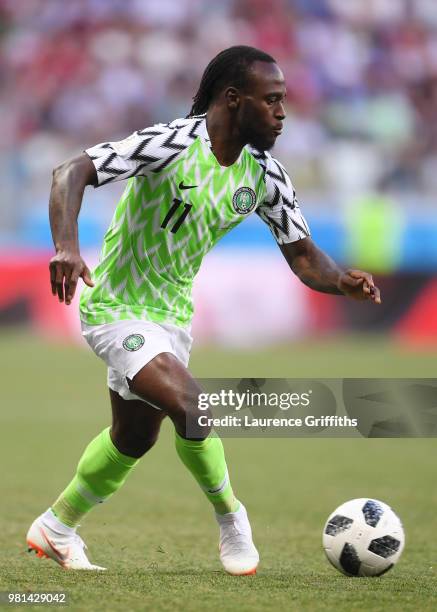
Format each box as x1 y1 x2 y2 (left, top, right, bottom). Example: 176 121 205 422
51 390 167 525
26 391 165 570
128 353 236 511
128 353 259 575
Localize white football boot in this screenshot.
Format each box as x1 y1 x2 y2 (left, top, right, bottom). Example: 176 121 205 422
26 509 106 570
216 503 259 575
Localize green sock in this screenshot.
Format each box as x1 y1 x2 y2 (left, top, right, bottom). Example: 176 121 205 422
175 432 239 515
51 427 139 528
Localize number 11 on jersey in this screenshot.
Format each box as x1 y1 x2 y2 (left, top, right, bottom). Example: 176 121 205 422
161 198 193 234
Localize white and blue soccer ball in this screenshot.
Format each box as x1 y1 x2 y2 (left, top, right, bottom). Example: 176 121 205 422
322 498 405 577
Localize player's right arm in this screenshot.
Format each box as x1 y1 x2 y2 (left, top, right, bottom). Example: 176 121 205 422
49 119 198 304
49 153 97 305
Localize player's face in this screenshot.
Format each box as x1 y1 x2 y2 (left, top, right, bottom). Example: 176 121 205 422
237 61 286 151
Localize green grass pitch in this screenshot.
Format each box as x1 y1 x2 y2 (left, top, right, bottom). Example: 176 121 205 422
1 329 437 611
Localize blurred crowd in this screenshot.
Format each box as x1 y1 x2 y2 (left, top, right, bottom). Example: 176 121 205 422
1 0 437 238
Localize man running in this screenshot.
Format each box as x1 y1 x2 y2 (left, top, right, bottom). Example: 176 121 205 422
27 46 380 575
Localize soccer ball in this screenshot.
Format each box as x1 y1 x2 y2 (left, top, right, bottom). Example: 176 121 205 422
322 498 405 577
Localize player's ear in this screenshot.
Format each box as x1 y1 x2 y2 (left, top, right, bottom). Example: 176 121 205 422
224 87 240 110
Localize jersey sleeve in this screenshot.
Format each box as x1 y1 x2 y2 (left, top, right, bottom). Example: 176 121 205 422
85 121 190 187
256 155 310 244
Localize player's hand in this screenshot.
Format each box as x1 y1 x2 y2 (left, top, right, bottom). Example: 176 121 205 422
49 250 94 305
337 269 381 304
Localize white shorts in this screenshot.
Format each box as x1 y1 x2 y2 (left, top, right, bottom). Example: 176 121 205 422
81 319 193 402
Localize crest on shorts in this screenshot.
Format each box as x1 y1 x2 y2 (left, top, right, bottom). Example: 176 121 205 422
232 187 256 215
122 334 145 352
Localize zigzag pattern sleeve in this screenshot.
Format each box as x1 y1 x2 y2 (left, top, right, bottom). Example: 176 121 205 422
85 118 202 187
256 154 311 244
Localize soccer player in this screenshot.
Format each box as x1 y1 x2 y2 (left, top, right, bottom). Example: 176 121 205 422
27 46 380 574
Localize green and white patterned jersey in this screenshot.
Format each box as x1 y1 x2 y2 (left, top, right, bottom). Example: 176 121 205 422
80 115 310 327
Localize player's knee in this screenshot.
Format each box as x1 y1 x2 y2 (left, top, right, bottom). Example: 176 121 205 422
127 357 208 437
169 391 211 439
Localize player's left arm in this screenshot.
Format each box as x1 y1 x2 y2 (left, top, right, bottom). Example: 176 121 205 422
257 155 381 304
280 237 381 304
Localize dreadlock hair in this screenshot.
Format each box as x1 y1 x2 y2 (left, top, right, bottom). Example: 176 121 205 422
187 45 276 117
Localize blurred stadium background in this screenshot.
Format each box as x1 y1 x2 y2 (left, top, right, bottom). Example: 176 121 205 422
1 0 437 352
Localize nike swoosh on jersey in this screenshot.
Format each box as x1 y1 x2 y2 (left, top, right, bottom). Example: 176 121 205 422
178 181 198 190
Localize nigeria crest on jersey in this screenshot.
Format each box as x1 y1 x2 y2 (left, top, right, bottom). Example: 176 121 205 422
232 187 256 215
